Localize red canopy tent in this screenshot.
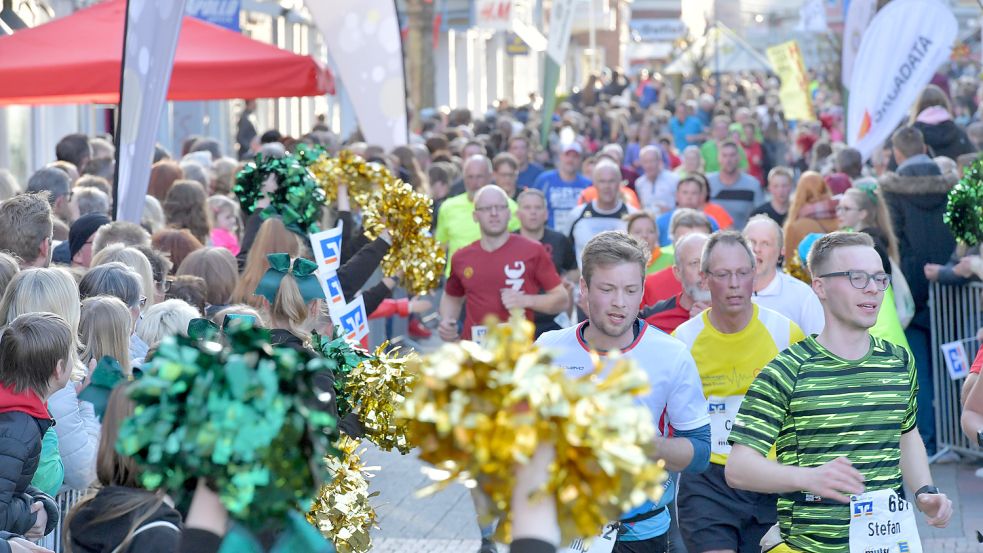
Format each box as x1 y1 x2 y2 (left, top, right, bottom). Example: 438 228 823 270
0 0 334 105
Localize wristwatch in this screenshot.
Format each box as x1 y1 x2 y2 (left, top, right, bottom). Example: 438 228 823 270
977 429 983 448
914 485 940 501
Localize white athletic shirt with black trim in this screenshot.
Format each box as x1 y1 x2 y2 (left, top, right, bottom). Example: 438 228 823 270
536 320 709 540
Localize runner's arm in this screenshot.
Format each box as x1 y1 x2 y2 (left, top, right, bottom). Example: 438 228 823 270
898 428 933 492
899 428 953 527
961 372 983 441
506 284 569 315
725 444 863 504
437 292 465 342
655 424 709 473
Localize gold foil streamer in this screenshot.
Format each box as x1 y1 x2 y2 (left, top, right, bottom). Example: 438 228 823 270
362 178 446 295
309 150 388 208
307 436 380 553
399 312 667 544
346 342 416 454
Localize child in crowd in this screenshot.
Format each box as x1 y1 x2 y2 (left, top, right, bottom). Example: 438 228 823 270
0 313 72 541
208 195 241 256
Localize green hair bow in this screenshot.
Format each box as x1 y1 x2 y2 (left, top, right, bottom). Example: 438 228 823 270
255 253 325 305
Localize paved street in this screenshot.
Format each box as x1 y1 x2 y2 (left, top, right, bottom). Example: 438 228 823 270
364 443 983 552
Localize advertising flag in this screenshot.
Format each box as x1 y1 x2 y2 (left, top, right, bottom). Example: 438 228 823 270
305 1 408 150
765 41 815 122
840 0 877 88
846 0 957 160
114 0 187 222
539 0 576 148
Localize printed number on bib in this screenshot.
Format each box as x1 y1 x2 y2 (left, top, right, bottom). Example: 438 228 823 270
562 522 618 553
471 325 488 346
706 395 744 456
848 489 921 553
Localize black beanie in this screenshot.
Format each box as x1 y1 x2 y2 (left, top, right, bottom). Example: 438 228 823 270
68 213 111 259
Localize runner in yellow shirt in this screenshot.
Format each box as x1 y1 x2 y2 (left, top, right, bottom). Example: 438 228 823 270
672 231 804 553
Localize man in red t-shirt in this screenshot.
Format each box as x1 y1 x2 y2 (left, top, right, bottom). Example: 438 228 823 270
641 233 710 333
642 211 713 308
439 185 569 342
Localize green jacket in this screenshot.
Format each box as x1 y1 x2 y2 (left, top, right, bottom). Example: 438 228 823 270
30 428 65 497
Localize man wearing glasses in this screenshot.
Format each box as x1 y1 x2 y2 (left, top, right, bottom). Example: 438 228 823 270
671 231 804 553
726 232 951 553
438 185 569 344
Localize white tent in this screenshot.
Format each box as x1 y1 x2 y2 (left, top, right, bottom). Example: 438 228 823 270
664 23 773 76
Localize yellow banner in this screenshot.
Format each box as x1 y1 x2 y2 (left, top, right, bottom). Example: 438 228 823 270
766 41 816 122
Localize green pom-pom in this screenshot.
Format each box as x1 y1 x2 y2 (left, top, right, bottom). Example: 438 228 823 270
944 158 983 246
118 325 339 530
233 151 326 236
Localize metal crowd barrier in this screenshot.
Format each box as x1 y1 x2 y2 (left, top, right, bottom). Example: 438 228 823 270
929 281 983 460
36 487 91 553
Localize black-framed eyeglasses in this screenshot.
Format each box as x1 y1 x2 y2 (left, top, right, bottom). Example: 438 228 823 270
817 270 890 291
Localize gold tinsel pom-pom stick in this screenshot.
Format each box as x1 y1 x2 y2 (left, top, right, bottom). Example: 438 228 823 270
362 178 446 295
307 436 380 553
345 342 417 454
309 149 388 208
398 312 667 544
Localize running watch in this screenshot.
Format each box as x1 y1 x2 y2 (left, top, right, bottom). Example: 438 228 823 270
914 485 940 500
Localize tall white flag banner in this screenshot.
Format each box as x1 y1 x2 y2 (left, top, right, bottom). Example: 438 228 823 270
846 0 957 161
796 0 828 33
545 0 577 64
840 0 877 88
114 0 187 222
305 1 408 150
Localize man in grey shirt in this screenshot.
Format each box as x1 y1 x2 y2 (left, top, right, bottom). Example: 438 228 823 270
707 140 763 230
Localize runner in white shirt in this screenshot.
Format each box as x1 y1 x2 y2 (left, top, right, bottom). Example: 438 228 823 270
743 215 825 336
536 230 710 553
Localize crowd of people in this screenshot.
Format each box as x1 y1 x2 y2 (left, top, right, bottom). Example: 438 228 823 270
0 64 981 553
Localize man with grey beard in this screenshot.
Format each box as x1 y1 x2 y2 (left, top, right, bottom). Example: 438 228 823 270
641 232 710 333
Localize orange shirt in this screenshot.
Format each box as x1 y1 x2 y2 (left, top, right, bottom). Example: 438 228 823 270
703 202 733 229
577 186 641 209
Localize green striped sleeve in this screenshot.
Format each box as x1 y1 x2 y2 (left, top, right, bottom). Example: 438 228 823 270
729 351 798 455
900 345 918 433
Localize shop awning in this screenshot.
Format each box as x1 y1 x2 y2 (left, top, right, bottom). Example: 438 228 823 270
0 0 333 105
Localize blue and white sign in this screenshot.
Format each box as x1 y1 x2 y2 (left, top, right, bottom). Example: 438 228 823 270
309 221 344 272
319 269 346 306
941 340 970 380
329 295 369 343
186 0 240 32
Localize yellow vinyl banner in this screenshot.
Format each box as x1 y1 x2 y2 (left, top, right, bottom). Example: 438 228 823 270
766 41 815 122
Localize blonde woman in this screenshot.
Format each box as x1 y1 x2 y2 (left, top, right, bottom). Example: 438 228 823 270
232 218 303 310
0 268 99 490
91 243 157 309
79 295 133 420
136 298 201 350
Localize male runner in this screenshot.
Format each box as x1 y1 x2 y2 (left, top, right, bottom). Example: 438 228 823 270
537 230 710 552
672 231 804 553
727 232 952 553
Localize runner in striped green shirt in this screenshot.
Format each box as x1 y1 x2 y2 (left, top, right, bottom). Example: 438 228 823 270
724 232 952 553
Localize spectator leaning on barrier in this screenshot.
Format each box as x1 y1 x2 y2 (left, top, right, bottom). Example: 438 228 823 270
880 125 957 455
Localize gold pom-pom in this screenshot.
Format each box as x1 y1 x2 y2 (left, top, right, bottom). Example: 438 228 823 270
307 436 380 553
346 342 417 454
309 150 388 208
362 179 446 295
399 312 667 544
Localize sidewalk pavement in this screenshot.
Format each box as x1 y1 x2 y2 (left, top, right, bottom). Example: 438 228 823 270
364 444 983 552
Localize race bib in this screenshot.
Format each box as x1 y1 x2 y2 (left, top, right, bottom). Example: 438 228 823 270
562 523 618 553
471 325 488 345
849 489 922 553
707 395 745 456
